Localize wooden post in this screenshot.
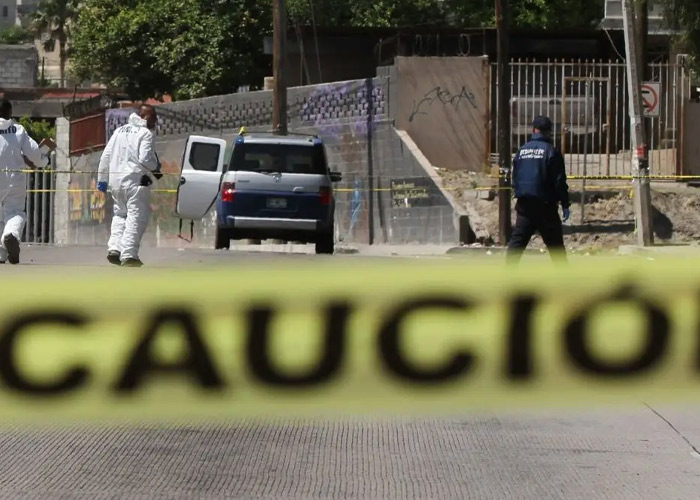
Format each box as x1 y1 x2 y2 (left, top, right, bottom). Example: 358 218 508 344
495 0 512 245
623 0 654 245
272 0 288 135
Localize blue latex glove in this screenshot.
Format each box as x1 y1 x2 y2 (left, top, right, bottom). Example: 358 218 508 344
97 181 108 193
562 207 570 222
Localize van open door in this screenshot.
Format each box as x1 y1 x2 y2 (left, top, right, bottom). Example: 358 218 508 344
175 135 227 220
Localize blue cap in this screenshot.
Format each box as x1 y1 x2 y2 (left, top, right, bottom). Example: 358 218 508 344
532 116 553 132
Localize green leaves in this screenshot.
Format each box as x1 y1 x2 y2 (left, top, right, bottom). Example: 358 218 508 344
286 0 604 29
71 0 611 101
72 0 272 100
444 0 604 29
0 26 34 44
33 0 80 86
659 0 700 74
18 117 56 143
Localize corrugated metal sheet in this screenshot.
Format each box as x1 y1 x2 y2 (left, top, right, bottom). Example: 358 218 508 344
69 112 106 156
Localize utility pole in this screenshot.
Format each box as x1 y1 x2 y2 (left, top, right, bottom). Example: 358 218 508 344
495 0 512 245
622 0 654 245
272 0 288 135
635 0 652 149
634 0 648 77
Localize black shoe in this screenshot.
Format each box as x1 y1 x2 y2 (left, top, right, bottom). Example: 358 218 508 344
3 235 20 265
121 258 143 268
107 251 121 266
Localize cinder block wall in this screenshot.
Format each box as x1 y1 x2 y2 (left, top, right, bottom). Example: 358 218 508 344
0 44 37 88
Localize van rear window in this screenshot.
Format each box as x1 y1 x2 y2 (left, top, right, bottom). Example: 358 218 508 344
229 143 328 175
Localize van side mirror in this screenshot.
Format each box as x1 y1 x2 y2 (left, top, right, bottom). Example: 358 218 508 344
330 171 342 182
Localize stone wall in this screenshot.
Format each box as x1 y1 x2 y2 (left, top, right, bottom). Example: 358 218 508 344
57 75 462 249
0 44 37 88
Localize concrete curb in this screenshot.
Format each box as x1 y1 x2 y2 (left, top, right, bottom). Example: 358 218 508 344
617 244 697 257
213 243 361 254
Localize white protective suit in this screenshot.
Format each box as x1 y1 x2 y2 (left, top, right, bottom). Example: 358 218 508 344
0 118 49 261
98 113 159 261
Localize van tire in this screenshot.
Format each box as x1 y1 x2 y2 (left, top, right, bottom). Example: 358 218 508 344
215 228 230 250
315 232 334 255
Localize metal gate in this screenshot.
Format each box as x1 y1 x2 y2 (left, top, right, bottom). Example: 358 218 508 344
23 152 55 244
490 58 691 177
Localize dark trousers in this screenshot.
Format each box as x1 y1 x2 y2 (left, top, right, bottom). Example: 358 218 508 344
506 199 566 263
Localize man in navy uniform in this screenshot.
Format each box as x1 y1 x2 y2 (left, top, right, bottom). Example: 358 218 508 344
507 116 570 262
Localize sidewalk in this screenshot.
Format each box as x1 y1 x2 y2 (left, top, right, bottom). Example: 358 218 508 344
617 243 700 257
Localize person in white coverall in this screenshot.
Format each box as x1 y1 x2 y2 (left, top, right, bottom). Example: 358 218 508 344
97 104 161 267
0 98 53 264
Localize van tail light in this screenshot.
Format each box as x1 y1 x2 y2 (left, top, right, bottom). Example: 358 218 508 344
221 182 236 203
319 186 332 206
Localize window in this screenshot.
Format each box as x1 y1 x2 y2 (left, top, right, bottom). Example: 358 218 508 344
2 6 8 17
230 143 328 175
189 143 220 172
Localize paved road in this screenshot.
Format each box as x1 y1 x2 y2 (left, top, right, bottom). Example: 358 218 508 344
0 245 698 499
2 408 700 499
9 243 453 269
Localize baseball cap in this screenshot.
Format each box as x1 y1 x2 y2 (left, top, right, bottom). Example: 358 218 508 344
532 116 553 132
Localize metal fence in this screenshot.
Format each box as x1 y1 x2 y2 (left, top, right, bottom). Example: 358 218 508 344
23 153 55 244
70 112 106 156
490 58 691 177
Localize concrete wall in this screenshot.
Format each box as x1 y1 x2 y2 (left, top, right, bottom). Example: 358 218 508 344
0 44 37 88
395 57 489 172
56 75 462 249
0 1 17 28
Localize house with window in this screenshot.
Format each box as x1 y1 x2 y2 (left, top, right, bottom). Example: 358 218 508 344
0 0 39 28
600 0 670 33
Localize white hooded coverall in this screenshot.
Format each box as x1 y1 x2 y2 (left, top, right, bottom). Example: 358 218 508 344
98 113 159 261
0 118 49 261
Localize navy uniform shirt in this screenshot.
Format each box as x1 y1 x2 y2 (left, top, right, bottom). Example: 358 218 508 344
512 133 570 209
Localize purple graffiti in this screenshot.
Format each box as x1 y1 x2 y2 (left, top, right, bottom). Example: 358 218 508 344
300 80 384 143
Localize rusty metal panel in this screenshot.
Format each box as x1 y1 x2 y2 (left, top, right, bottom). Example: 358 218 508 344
395 56 489 172
69 112 106 156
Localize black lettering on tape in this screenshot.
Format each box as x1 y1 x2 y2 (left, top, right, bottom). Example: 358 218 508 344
507 295 537 380
115 310 224 392
0 312 89 394
379 298 473 383
246 303 350 386
565 286 669 376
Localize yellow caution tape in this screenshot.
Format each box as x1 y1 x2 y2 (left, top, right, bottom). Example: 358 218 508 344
0 258 699 425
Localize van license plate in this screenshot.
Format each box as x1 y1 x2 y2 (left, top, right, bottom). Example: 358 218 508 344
267 197 287 209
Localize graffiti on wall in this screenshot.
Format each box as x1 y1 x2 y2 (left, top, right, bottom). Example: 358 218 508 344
409 85 478 122
300 80 384 144
298 80 387 243
390 177 433 208
69 176 110 224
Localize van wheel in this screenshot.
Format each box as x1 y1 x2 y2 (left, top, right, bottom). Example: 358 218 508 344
315 232 334 255
215 228 230 250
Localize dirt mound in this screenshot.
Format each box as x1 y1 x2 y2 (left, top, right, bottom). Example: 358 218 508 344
438 169 700 252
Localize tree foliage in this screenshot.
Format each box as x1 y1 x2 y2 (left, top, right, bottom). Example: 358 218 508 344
18 117 56 143
71 0 272 100
660 0 700 74
73 0 609 100
287 0 444 28
288 0 604 29
0 26 33 44
33 0 81 87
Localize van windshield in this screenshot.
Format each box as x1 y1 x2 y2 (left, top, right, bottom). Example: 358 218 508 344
229 143 328 175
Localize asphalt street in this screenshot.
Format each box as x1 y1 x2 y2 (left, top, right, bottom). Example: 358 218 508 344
0 244 698 499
